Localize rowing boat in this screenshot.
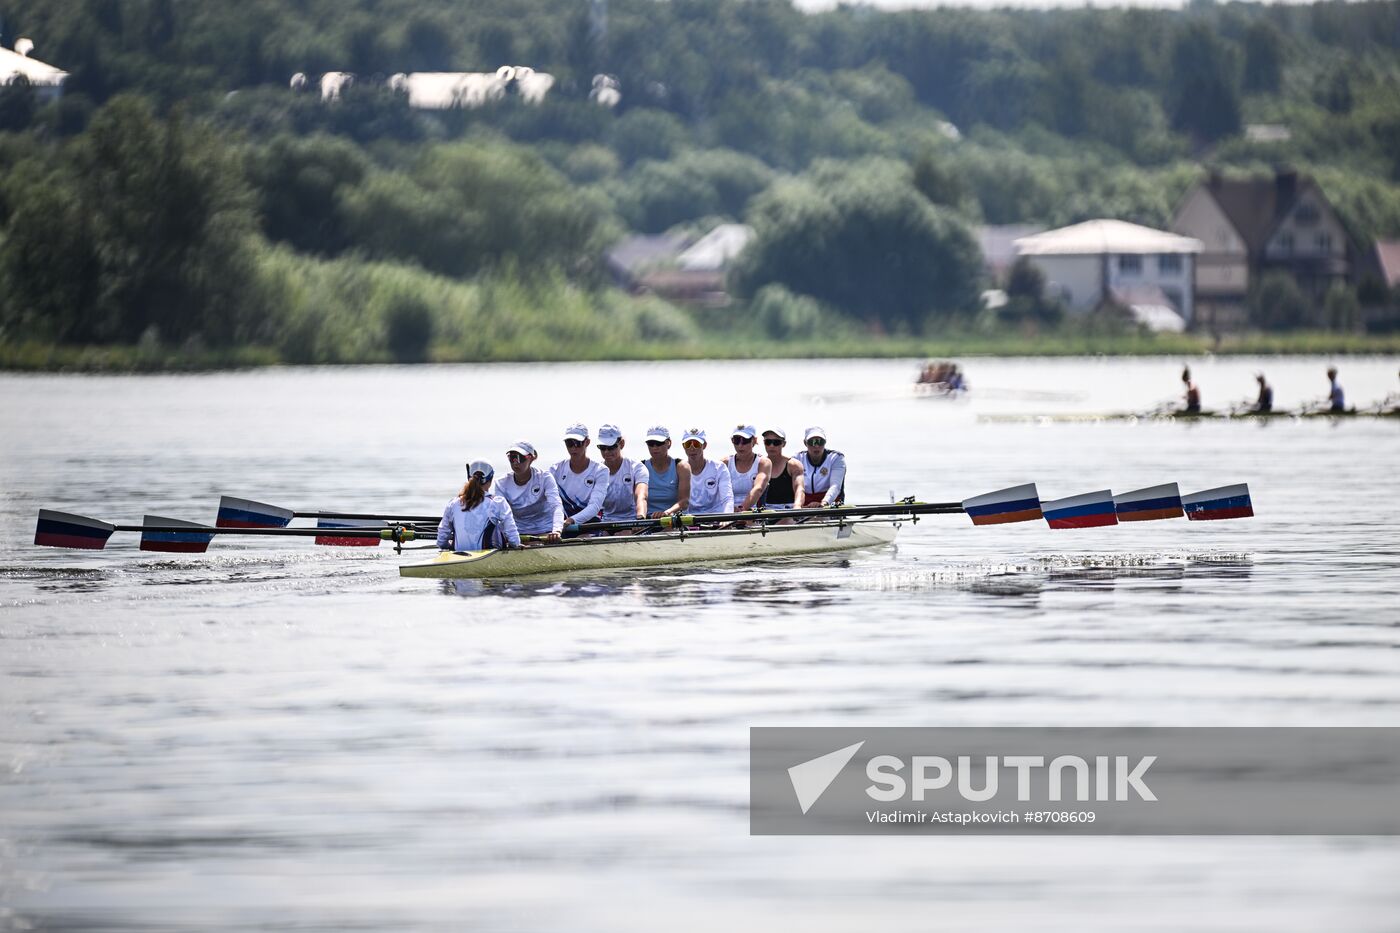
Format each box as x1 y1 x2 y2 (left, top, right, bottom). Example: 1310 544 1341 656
400 519 900 580
979 408 1400 424
32 482 1255 582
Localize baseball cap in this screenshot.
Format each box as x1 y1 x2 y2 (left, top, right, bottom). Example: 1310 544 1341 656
645 425 671 442
804 426 827 442
732 424 757 439
506 440 537 458
762 427 787 440
681 427 707 444
466 459 494 483
563 423 589 442
597 424 622 445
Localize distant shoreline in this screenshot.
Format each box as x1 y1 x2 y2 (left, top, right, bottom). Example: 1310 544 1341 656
5 333 1400 373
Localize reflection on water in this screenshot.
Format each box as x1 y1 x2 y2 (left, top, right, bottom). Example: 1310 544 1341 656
2 359 1399 932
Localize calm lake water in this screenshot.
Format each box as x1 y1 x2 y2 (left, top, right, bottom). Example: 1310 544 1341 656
2 356 1399 931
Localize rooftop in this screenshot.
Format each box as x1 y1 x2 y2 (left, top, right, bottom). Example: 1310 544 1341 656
1015 219 1203 256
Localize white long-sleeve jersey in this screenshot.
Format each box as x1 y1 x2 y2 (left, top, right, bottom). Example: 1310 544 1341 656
550 458 609 524
493 467 564 535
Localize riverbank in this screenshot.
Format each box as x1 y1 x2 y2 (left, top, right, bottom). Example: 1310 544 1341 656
4 331 1400 373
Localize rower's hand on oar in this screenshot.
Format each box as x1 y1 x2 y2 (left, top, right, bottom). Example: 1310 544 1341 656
545 531 561 543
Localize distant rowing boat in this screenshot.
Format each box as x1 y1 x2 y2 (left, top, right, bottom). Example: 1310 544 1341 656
979 408 1400 424
400 519 901 580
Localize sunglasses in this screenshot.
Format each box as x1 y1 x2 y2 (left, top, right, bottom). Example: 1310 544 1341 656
806 438 826 446
731 436 753 445
507 452 528 462
646 440 666 447
565 439 586 449
682 440 703 450
763 438 784 446
598 442 620 452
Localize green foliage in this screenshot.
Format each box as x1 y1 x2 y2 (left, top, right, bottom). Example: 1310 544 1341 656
611 148 773 232
1251 271 1313 330
735 159 982 332
1167 22 1243 143
749 284 852 341
1323 283 1361 332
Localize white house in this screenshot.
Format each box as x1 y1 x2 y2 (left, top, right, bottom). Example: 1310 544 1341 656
0 39 68 103
1013 219 1203 325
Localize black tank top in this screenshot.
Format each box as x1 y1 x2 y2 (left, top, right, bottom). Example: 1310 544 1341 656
767 461 795 505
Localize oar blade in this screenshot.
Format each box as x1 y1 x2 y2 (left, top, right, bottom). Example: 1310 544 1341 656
216 496 293 529
962 483 1042 525
1042 490 1118 529
35 510 115 549
139 515 215 553
1114 483 1184 522
314 517 382 547
1182 483 1254 521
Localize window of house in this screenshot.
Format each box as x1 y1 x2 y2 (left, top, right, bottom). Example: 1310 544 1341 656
1316 232 1332 253
1118 254 1141 274
1158 254 1182 274
1279 232 1294 253
1295 203 1319 226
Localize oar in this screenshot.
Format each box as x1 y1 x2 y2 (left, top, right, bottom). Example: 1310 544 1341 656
564 499 968 536
216 495 438 527
35 510 429 552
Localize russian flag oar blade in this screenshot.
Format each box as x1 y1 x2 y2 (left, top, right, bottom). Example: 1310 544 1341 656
139 515 215 553
315 517 383 547
1182 483 1254 521
1042 490 1118 529
216 496 294 529
35 510 115 549
1114 483 1185 522
962 483 1042 526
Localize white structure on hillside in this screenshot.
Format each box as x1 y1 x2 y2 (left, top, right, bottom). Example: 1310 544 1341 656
385 66 555 109
0 38 68 102
677 224 753 271
1014 219 1203 325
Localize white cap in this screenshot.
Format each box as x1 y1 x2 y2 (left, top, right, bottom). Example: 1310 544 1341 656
681 427 707 444
804 426 828 442
507 440 537 458
597 424 622 444
731 424 757 439
645 425 671 442
466 459 495 483
563 423 589 442
762 427 787 441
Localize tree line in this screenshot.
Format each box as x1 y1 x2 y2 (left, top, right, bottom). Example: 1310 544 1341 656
2 0 1400 358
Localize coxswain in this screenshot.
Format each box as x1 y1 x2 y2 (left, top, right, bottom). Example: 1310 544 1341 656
1181 366 1201 414
550 422 609 528
437 460 521 552
595 424 648 524
681 428 734 515
797 426 846 507
1254 373 1274 413
760 428 805 513
494 441 563 542
724 425 770 511
643 426 691 518
1327 366 1346 412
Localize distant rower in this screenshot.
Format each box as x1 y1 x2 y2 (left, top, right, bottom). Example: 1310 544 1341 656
1254 373 1273 413
1327 366 1346 412
1181 366 1201 414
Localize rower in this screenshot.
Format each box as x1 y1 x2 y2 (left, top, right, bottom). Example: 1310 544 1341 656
494 441 563 542
797 426 846 507
595 424 648 524
681 428 734 515
1181 367 1201 414
1254 373 1274 413
760 428 805 513
437 459 521 551
1328 366 1346 412
643 426 691 519
550 422 608 528
725 425 770 512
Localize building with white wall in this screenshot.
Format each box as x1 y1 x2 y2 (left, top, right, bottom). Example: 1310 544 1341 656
1013 219 1203 325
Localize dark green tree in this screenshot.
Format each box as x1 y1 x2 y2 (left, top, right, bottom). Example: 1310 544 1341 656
1166 23 1243 143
